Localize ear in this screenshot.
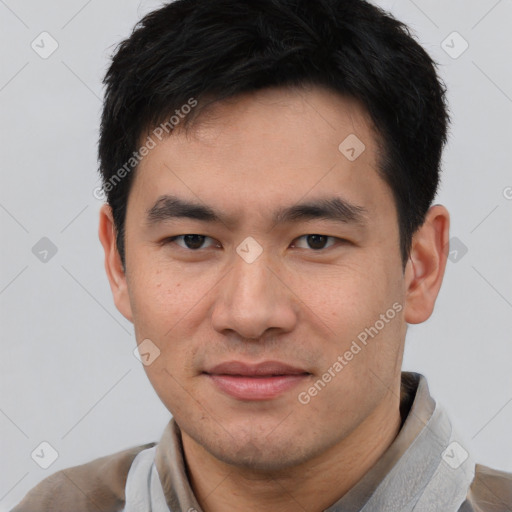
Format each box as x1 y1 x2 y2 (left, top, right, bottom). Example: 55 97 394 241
403 205 450 324
98 204 133 323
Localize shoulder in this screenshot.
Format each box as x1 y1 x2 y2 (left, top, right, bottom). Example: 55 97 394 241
11 442 156 512
460 464 512 512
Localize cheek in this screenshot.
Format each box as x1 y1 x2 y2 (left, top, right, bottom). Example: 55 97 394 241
312 259 404 367
306 262 388 326
127 262 194 334
126 264 208 374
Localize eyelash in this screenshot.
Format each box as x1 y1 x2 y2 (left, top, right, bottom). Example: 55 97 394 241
162 234 345 251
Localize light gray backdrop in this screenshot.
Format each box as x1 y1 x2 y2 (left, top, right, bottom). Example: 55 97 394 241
1 0 511 510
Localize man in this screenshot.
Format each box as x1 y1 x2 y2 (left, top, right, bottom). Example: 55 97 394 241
13 0 512 510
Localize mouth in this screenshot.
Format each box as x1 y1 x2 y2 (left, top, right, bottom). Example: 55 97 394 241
203 361 311 401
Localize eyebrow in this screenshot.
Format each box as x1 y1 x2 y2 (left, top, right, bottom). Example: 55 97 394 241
146 194 368 228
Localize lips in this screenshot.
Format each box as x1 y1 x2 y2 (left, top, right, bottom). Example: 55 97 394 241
206 360 309 377
204 360 311 400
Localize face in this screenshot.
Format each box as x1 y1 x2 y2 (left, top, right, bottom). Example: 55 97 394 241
107 86 411 471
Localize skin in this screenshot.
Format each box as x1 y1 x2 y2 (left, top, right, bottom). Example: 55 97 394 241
99 85 450 512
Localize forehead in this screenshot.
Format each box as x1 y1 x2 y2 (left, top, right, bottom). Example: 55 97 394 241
179 85 376 156
129 85 394 227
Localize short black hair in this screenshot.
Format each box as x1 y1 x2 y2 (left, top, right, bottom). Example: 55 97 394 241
99 0 449 267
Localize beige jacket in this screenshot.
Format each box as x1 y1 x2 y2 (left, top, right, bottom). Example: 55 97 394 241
12 372 512 511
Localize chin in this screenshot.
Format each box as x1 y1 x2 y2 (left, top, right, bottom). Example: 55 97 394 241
190 423 320 473
212 440 310 472
176 404 337 471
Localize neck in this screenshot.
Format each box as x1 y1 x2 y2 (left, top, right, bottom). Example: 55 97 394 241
181 385 403 512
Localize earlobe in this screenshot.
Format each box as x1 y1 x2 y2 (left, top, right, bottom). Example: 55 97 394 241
98 204 133 323
403 205 450 324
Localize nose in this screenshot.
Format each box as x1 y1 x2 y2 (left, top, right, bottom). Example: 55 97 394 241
210 248 298 341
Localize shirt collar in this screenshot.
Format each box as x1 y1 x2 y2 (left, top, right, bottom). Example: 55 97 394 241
325 372 436 510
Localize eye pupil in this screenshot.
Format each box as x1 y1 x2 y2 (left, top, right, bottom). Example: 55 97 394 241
184 234 205 249
307 235 327 250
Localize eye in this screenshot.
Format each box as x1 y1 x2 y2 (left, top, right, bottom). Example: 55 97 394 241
291 234 340 250
164 234 220 250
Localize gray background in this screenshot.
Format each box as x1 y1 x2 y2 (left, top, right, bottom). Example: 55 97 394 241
1 0 511 509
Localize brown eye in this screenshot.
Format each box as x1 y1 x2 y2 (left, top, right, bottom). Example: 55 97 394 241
182 234 206 249
165 235 219 250
292 235 338 250
306 235 328 250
